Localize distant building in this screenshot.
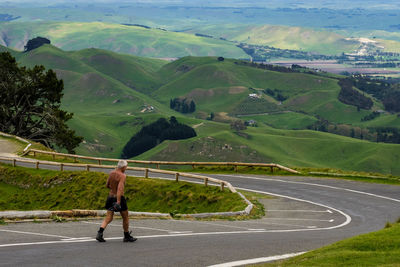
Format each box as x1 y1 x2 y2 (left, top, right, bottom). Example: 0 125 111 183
248 93 261 99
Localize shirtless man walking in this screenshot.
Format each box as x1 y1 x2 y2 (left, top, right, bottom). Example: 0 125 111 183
96 160 137 242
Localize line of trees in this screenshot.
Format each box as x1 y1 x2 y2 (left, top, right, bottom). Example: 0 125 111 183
121 116 196 159
338 78 373 110
170 98 196 113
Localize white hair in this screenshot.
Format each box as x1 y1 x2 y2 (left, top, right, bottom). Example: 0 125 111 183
117 160 128 169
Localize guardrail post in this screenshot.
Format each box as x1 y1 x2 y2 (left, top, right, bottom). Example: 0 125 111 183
60 163 64 171
175 173 179 182
13 159 16 167
145 169 149 178
86 165 90 171
204 178 208 187
220 182 225 191
35 161 39 169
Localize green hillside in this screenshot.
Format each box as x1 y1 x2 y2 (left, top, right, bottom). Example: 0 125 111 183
4 44 400 175
185 24 360 55
0 21 249 59
153 57 373 124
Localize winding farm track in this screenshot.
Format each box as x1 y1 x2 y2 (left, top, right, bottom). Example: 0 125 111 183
0 157 400 266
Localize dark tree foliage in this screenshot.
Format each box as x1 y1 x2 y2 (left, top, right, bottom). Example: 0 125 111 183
383 91 400 113
0 52 83 153
121 116 196 159
24 37 51 52
170 98 196 113
361 111 380 122
230 120 247 132
217 57 225 61
338 78 373 110
263 88 288 102
375 127 400 143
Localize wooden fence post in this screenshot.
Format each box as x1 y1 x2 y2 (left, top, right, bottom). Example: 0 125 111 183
33 151 36 157
192 164 195 169
52 154 55 160
220 182 225 191
156 163 160 169
175 173 179 182
98 160 101 165
204 178 208 187
145 169 149 178
74 157 77 163
35 161 39 169
60 163 64 171
13 159 16 167
234 165 238 172
270 166 274 173
86 165 90 171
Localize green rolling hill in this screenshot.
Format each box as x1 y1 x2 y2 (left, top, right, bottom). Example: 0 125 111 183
4 44 400 175
0 21 249 59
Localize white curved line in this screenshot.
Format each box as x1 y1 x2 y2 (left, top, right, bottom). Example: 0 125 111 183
235 187 352 231
219 174 400 203
207 251 307 267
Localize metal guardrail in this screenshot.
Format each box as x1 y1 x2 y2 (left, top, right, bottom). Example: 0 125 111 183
0 156 236 193
26 149 300 174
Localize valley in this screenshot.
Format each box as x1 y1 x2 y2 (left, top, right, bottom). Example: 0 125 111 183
3 43 400 175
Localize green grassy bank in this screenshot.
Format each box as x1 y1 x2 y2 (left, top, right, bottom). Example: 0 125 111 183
260 220 400 266
0 164 246 214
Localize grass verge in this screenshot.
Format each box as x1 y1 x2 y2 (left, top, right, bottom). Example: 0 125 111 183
259 220 400 266
0 163 247 215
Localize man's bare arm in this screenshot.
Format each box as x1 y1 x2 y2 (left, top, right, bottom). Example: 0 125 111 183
106 175 111 189
116 175 126 204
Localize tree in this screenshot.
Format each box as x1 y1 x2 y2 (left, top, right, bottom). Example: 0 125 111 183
230 120 247 132
24 37 51 52
217 57 224 62
0 52 83 153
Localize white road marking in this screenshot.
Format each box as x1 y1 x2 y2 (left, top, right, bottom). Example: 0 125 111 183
80 221 174 233
240 220 317 229
207 251 307 267
61 237 92 241
262 218 335 222
267 209 332 213
0 229 72 239
81 220 191 234
171 219 257 231
219 174 400 203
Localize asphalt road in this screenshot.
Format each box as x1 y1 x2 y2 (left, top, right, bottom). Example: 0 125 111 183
0 159 400 266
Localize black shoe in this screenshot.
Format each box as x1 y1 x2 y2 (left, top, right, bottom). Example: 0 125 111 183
96 231 106 242
123 231 137 242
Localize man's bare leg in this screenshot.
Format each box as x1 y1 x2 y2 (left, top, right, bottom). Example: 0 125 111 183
120 210 129 232
96 211 114 242
101 211 114 229
120 210 137 242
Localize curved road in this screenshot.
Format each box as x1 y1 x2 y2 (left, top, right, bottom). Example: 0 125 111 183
0 161 399 266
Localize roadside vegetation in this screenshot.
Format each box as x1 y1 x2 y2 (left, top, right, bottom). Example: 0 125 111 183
260 219 400 266
0 163 247 215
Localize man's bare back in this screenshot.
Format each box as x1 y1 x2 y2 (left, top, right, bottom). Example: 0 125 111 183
106 169 126 200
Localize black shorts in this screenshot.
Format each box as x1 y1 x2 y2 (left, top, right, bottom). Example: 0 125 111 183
105 196 128 212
